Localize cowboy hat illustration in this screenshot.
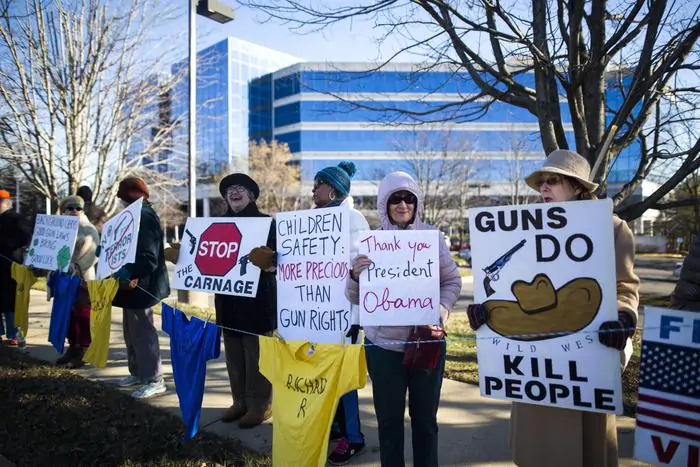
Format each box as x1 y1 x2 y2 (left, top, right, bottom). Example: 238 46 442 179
484 274 602 341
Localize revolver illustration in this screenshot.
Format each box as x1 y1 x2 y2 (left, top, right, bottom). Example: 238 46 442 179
184 229 197 255
483 239 526 297
238 254 251 276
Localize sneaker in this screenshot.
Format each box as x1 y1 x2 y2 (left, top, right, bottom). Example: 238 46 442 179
117 375 141 387
17 335 27 351
4 338 18 347
131 380 166 399
327 438 365 465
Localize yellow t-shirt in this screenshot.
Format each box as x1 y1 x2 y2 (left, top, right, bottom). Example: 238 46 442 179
258 336 367 467
11 263 37 338
83 279 120 368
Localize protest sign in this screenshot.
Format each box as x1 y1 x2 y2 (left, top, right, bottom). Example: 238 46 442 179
25 215 80 272
634 307 699 467
276 206 351 344
468 199 622 414
171 217 273 297
96 198 143 279
357 230 440 326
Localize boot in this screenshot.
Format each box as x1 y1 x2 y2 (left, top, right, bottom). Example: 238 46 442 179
67 347 86 369
238 404 272 429
221 402 247 423
56 347 78 367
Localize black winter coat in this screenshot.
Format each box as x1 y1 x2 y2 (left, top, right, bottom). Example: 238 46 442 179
214 202 277 337
112 203 170 309
0 210 32 315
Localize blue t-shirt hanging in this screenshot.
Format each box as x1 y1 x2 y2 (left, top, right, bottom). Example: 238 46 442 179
162 303 221 440
47 272 81 353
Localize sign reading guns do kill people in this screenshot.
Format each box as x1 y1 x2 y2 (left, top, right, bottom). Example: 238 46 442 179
276 206 351 344
357 230 440 326
468 199 623 414
171 217 273 297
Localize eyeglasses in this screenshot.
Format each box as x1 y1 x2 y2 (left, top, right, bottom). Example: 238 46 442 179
313 180 328 190
535 175 563 188
65 206 83 212
388 193 417 206
227 185 247 195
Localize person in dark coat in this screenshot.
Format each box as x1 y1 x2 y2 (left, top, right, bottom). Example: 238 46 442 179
111 177 170 399
0 189 32 345
76 185 106 233
670 232 700 311
215 173 276 429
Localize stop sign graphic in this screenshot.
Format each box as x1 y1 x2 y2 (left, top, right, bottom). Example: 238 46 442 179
195 223 242 276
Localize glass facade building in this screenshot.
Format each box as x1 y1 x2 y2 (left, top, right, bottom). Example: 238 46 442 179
171 37 299 178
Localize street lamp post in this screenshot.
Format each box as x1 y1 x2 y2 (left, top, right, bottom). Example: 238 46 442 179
188 0 234 218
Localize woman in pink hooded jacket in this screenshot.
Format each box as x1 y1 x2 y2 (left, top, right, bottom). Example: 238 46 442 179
346 171 462 467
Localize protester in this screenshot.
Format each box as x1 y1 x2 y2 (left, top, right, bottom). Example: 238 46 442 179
76 185 106 233
309 161 370 464
214 173 276 428
111 177 170 399
467 149 640 467
0 189 32 345
670 231 700 311
55 196 99 368
346 171 461 467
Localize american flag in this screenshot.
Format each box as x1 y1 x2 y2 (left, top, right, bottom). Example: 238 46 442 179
637 341 700 442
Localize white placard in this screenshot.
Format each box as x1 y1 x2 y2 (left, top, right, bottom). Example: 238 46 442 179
276 206 351 343
634 307 699 466
25 215 80 272
468 199 622 414
171 217 273 297
96 198 143 279
357 230 440 326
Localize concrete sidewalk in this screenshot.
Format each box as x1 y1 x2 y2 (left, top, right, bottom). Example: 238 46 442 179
19 290 646 466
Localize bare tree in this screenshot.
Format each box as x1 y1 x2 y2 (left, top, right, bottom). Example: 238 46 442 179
248 139 301 213
0 0 186 214
500 131 541 206
238 0 700 221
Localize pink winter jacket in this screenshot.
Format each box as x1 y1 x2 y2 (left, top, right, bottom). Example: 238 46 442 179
346 171 462 351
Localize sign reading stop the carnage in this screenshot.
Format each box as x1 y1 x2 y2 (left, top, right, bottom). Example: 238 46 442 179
276 206 351 344
96 198 143 279
468 199 623 414
170 217 273 297
25 215 80 272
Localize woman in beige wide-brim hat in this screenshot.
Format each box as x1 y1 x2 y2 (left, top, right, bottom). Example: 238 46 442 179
467 149 640 467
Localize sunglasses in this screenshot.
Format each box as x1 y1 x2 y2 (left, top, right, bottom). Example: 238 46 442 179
227 185 247 195
65 206 83 212
388 193 417 206
535 175 563 188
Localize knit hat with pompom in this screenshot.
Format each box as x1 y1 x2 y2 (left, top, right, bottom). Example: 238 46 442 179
314 161 357 198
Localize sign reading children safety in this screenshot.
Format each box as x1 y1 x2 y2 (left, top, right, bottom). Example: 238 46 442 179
171 217 272 297
25 215 80 272
357 230 440 326
468 199 622 414
276 206 351 344
96 198 143 279
634 307 699 467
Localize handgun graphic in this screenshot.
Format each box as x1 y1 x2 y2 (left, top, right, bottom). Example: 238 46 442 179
483 239 526 297
184 229 197 255
238 254 250 276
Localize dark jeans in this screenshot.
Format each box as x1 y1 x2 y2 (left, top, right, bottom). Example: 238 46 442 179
365 337 445 467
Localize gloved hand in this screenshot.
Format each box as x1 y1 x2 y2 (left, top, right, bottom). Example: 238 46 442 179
599 311 636 350
164 243 181 264
346 324 361 343
249 246 276 270
95 245 101 258
113 267 132 282
466 303 489 331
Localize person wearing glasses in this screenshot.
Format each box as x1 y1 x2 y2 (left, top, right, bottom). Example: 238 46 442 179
467 150 639 467
346 171 461 467
55 196 99 368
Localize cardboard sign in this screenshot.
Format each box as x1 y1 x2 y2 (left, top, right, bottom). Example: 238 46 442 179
276 206 351 344
468 199 622 414
25 215 80 272
634 307 699 467
96 198 143 279
357 230 440 326
171 217 273 297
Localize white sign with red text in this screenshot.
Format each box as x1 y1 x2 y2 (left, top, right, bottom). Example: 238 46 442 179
358 230 440 326
96 198 143 279
275 207 352 344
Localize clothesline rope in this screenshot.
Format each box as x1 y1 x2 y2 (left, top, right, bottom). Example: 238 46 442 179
3 253 690 346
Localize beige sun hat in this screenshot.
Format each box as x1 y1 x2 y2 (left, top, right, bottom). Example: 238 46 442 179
525 149 599 192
